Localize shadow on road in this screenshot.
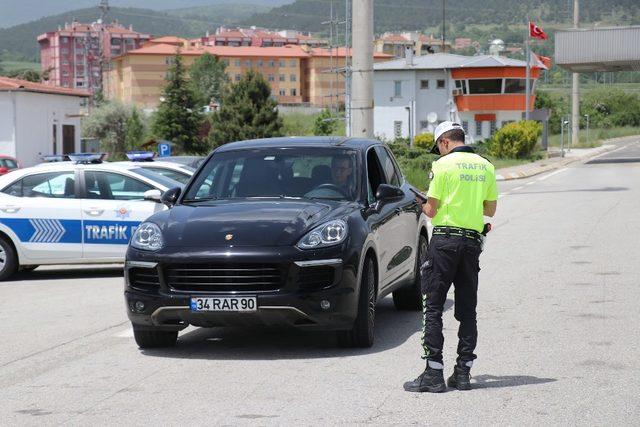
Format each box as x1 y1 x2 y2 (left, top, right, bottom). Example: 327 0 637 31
472 374 557 389
141 298 454 360
6 266 123 282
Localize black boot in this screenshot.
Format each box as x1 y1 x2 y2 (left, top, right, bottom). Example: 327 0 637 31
404 365 447 393
447 365 471 390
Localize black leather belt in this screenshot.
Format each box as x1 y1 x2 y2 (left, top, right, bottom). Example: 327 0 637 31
432 226 482 241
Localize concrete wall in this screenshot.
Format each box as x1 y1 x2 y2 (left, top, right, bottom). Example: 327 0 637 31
0 92 85 167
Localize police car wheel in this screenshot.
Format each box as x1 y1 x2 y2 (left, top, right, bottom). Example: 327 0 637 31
0 237 18 281
133 328 178 349
337 256 375 348
392 234 427 311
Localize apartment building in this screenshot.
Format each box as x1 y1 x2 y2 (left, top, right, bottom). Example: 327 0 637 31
373 52 548 142
201 27 326 48
375 32 452 58
105 43 392 109
38 21 150 94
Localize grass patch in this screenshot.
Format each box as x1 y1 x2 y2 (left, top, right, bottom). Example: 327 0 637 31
281 112 346 137
1 61 40 72
547 126 640 149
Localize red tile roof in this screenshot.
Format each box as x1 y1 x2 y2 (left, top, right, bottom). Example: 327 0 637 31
381 34 410 43
0 77 90 97
149 36 187 44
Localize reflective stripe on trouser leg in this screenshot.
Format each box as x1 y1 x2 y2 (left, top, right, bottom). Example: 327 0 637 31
421 293 429 359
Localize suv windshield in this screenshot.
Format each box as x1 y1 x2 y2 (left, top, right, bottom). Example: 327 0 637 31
183 148 359 202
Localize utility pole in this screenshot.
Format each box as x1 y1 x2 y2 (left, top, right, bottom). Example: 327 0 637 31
524 19 530 121
441 0 446 53
571 0 580 147
351 0 374 137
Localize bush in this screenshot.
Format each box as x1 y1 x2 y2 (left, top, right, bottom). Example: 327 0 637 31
488 120 542 159
413 132 434 150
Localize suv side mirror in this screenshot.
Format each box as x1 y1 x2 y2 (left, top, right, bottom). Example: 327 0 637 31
375 184 404 203
161 186 181 207
143 189 162 203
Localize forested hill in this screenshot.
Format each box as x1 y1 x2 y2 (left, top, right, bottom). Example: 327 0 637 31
242 0 640 33
0 5 264 61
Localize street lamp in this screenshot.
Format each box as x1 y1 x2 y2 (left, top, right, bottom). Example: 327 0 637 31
584 114 590 147
405 103 413 147
560 119 569 158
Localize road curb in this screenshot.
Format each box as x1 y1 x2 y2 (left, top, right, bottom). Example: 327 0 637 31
495 143 620 181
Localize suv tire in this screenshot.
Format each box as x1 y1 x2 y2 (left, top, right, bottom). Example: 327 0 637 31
0 237 18 281
133 328 178 349
392 234 427 311
337 256 375 348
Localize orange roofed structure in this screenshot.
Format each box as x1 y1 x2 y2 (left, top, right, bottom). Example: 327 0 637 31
105 43 392 109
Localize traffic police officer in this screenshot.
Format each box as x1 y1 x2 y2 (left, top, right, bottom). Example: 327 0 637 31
404 121 498 393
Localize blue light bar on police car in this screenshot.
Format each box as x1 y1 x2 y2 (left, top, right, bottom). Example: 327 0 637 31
41 155 69 162
68 153 106 164
126 151 156 162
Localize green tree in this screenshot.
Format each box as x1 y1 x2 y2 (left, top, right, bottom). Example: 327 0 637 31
82 101 130 158
313 109 337 135
208 70 283 147
152 52 204 153
189 52 228 106
125 107 146 150
6 69 40 82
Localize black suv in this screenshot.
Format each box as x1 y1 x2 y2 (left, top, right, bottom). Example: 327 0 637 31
125 137 429 348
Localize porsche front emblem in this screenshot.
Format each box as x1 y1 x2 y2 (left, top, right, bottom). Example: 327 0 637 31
225 234 234 241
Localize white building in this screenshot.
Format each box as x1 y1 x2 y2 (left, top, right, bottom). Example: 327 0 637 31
373 52 547 143
0 77 89 167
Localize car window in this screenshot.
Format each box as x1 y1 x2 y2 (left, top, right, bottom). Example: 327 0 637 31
0 159 17 168
374 146 401 187
184 148 359 201
2 171 76 198
144 167 190 184
366 149 385 204
84 171 153 200
385 147 404 184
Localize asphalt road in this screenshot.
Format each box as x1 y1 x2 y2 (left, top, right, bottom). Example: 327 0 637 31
1 140 639 425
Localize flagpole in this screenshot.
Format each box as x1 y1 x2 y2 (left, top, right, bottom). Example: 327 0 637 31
525 18 531 121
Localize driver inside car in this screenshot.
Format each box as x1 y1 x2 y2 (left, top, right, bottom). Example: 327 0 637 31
331 155 355 198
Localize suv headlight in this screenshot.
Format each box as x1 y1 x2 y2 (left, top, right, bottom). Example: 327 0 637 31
131 222 164 251
297 219 348 249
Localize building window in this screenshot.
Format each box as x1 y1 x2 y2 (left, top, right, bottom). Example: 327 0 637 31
76 81 85 87
235 59 241 67
420 80 429 89
462 121 469 134
245 60 252 68
490 121 497 135
290 88 297 96
436 79 446 89
61 48 69 54
475 121 483 137
165 57 175 65
393 81 402 98
279 59 286 67
62 60 69 66
257 59 264 67
269 59 275 67
455 79 467 94
290 74 297 82
61 37 69 44
468 79 502 94
62 70 69 77
394 121 403 138
279 74 286 82
290 59 296 67
419 120 429 130
110 38 121 46
268 74 275 82
279 89 286 96
504 78 527 94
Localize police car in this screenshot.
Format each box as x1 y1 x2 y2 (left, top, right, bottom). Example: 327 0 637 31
0 154 182 280
115 152 197 185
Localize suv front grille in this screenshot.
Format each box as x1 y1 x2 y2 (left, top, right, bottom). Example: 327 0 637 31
129 267 160 292
165 263 284 293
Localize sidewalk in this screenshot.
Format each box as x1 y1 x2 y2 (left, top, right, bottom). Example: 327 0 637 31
495 135 638 181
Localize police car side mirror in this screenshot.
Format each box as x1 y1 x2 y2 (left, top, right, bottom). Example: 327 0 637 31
375 184 403 204
161 186 181 207
143 189 162 203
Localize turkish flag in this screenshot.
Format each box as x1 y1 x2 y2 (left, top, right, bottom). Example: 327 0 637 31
529 22 548 40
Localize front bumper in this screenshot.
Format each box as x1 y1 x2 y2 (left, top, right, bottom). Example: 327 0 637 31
124 244 360 331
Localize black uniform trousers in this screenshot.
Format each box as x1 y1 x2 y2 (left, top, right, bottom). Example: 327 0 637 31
421 233 482 366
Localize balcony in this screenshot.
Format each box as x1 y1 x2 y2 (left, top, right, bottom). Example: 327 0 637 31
454 94 535 112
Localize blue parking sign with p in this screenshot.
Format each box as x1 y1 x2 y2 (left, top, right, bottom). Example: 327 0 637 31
158 143 172 157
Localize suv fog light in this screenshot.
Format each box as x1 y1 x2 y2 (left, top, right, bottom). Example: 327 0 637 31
320 300 331 310
134 301 146 312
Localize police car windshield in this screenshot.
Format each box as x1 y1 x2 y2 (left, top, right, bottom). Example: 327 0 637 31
130 167 182 189
183 148 359 202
